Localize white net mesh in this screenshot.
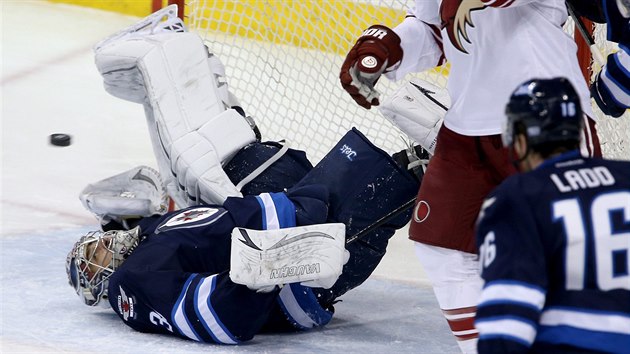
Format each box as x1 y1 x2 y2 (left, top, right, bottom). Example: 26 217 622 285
185 1 629 162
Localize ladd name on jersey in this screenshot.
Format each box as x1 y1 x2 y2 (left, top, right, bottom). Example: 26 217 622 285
549 165 616 192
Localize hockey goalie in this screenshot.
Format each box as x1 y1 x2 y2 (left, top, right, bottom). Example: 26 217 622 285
67 5 424 344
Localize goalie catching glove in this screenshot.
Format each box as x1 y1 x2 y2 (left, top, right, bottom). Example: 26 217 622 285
79 166 169 230
379 78 449 155
340 25 403 109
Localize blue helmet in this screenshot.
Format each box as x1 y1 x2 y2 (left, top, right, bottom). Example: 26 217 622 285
503 77 583 148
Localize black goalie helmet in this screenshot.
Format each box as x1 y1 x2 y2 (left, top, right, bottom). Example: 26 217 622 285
503 77 583 148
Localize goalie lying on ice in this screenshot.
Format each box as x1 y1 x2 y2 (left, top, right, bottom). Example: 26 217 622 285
71 7 424 343
67 127 421 344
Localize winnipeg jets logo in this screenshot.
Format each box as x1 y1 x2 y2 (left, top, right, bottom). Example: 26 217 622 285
155 207 226 233
172 209 212 222
440 0 487 54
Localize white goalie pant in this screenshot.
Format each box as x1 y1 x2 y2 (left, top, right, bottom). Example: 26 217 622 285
414 242 482 354
94 25 255 208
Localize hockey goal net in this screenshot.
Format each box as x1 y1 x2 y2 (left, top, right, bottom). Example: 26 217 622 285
173 1 629 162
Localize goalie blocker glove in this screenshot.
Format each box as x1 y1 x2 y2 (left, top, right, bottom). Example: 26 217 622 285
340 25 403 109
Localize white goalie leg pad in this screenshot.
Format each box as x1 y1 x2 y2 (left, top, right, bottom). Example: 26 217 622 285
93 5 185 52
93 5 186 103
95 26 256 207
230 223 347 291
379 78 449 155
169 109 254 205
79 166 169 226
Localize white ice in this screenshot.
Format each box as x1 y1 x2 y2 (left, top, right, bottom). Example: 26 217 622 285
1 1 459 353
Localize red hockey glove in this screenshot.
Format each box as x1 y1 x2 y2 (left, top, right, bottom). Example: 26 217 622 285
339 25 403 109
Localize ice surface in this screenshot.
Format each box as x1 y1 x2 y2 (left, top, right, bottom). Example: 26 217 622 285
1 1 458 352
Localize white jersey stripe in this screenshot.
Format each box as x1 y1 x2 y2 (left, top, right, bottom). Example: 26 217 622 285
475 317 537 345
172 275 200 341
602 65 630 105
257 193 280 229
195 275 238 344
479 282 545 311
278 286 317 329
540 308 630 335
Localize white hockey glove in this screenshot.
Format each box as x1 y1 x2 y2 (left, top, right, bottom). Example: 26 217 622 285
379 78 449 155
79 166 168 229
229 223 347 291
94 7 257 208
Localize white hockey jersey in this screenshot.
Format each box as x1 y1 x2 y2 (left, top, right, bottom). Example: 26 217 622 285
387 0 594 136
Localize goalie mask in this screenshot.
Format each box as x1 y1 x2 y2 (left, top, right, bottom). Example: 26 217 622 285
66 227 140 306
503 77 583 149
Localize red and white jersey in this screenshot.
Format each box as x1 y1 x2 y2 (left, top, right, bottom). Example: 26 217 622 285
386 0 594 136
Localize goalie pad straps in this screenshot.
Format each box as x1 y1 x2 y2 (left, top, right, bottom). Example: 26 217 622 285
379 78 449 155
95 31 256 207
234 141 290 191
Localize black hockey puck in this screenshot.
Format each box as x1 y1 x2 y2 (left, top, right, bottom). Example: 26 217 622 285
49 133 71 147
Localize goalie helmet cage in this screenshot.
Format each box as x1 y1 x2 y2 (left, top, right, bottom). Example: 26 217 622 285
160 0 629 163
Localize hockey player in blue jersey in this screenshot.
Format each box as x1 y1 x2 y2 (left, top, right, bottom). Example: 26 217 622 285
474 77 630 354
571 0 630 117
66 127 421 344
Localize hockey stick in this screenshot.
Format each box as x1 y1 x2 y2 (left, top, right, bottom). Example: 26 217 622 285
346 197 416 244
566 2 607 66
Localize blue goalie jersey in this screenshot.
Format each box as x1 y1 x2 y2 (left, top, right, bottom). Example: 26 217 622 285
106 189 333 344
475 151 630 354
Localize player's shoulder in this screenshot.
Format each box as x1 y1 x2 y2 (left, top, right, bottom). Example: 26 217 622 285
489 170 538 203
593 157 630 178
538 154 630 189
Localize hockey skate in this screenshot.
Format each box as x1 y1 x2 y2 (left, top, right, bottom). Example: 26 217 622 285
229 223 347 291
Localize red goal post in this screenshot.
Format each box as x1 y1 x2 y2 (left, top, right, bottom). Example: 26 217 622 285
160 1 629 162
